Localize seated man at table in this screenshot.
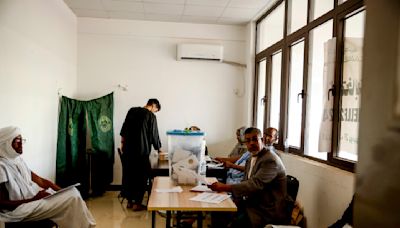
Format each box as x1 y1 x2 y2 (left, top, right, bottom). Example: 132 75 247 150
215 127 250 184
0 126 96 228
227 126 247 158
263 127 278 153
209 127 288 228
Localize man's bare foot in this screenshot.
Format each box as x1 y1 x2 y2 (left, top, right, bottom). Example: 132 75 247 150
127 201 134 209
131 203 147 211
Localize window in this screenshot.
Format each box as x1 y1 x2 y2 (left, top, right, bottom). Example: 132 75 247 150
256 2 285 53
270 51 282 132
287 41 305 149
310 0 333 20
255 60 267 132
337 10 365 162
255 51 282 135
306 20 333 160
254 0 365 172
287 0 308 34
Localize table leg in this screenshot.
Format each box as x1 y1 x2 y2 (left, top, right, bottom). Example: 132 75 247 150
197 212 203 228
152 211 155 228
176 211 181 227
166 211 171 228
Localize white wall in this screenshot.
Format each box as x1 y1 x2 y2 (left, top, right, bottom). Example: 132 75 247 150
76 18 250 184
0 0 77 180
281 153 355 228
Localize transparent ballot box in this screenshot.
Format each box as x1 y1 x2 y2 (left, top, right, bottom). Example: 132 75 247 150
167 130 205 185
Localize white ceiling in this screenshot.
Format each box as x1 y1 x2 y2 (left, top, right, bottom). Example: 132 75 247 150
64 0 273 25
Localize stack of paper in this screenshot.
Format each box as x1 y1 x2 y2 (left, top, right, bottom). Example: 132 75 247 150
190 192 230 204
43 183 80 199
190 185 213 192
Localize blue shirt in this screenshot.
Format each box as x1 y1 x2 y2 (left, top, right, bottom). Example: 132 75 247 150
226 151 251 184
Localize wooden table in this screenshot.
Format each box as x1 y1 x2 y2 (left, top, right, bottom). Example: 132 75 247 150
151 159 169 177
147 176 237 228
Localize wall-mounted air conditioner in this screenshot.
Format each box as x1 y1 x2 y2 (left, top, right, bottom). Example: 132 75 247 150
177 44 223 62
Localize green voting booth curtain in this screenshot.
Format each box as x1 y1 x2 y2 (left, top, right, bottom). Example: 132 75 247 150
56 96 88 191
86 93 114 196
56 93 114 197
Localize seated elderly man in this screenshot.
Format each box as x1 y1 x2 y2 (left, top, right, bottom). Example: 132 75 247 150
263 127 278 153
209 127 288 228
228 126 247 158
0 126 96 228
215 127 250 184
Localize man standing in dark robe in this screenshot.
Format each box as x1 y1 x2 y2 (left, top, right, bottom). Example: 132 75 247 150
120 98 162 211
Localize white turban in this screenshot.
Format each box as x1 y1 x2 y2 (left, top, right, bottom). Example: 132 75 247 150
0 126 22 160
237 126 247 144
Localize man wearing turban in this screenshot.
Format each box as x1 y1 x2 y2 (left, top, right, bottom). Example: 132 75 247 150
0 126 96 228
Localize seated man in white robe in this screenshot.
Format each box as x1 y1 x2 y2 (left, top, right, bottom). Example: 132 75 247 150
0 126 96 228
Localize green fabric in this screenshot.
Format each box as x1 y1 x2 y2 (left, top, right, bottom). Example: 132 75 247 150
56 96 88 188
86 93 114 194
56 93 115 196
86 93 114 161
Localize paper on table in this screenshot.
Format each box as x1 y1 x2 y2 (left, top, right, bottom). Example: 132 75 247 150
190 185 213 192
190 192 230 204
195 174 217 186
155 186 183 193
206 163 224 169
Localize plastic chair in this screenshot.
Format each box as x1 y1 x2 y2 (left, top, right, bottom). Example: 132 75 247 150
287 175 299 201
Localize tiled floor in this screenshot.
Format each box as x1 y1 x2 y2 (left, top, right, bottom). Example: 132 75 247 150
86 191 166 228
86 191 212 228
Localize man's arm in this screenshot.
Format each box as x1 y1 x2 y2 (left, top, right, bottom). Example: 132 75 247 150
31 172 61 191
208 182 233 192
150 114 162 152
215 156 240 163
120 108 132 153
224 161 245 171
0 183 49 211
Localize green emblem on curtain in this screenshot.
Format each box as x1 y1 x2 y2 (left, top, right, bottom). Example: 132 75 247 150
99 115 112 132
68 118 74 136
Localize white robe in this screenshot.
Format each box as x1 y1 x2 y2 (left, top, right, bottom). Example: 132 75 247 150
0 157 96 228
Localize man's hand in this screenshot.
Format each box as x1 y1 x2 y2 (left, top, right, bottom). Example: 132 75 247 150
223 161 234 168
215 157 223 162
32 190 50 200
208 182 232 192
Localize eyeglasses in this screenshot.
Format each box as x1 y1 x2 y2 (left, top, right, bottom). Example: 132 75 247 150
13 138 26 144
244 136 262 143
264 133 278 139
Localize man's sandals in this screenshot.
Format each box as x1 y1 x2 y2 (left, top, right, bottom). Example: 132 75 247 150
127 201 147 211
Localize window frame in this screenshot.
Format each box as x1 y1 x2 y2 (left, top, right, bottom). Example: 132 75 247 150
254 0 365 172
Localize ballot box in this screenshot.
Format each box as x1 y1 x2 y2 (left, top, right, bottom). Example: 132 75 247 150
167 130 206 185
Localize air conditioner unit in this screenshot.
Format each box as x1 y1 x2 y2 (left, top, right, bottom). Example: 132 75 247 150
177 44 223 62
